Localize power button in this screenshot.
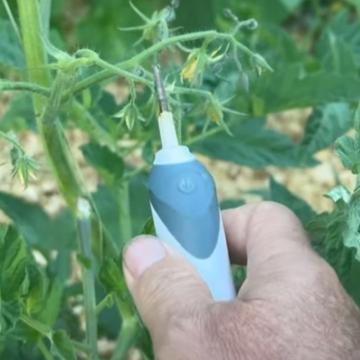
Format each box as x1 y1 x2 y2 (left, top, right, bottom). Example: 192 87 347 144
178 176 196 194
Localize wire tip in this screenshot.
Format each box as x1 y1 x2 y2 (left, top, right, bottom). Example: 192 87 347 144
153 65 170 113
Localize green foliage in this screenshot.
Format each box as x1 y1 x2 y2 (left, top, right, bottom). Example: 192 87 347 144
192 118 314 168
1 0 360 358
0 94 36 132
81 142 125 185
0 226 27 301
51 330 76 360
0 19 24 70
269 177 315 225
299 103 353 159
0 191 76 250
336 135 360 174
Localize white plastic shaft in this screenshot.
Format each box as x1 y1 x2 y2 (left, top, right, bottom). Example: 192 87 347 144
159 111 179 148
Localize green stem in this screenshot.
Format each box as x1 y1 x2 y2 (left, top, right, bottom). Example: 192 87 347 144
96 293 114 315
72 340 92 356
0 130 24 152
67 30 271 97
111 296 140 360
38 340 54 360
41 71 86 211
78 51 152 88
111 317 139 360
118 181 133 242
77 198 99 359
185 125 225 146
20 314 52 338
17 0 86 212
67 30 218 96
125 164 150 180
0 80 49 96
17 0 51 113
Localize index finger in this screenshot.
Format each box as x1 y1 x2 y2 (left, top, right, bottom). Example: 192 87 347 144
222 201 312 277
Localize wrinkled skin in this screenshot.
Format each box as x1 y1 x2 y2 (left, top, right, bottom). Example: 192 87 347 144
123 202 360 360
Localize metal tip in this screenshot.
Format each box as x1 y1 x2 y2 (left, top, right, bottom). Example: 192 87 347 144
153 65 170 112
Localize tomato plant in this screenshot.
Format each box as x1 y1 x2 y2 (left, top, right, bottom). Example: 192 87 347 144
0 0 360 359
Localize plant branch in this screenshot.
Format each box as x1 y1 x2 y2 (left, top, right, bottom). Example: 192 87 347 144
66 30 218 96
0 80 50 96
111 296 140 360
77 198 99 359
96 293 114 315
185 125 225 146
67 30 271 97
37 340 54 360
40 70 86 211
118 181 133 242
17 0 51 113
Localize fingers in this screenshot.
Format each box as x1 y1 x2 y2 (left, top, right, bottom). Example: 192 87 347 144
123 236 213 343
222 202 314 280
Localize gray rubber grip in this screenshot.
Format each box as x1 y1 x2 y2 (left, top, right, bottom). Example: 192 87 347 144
149 160 220 259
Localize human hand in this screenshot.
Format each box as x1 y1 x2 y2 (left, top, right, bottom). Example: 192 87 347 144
123 202 360 360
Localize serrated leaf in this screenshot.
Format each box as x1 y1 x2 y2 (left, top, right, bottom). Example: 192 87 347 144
51 330 76 360
192 118 315 168
299 103 353 158
336 135 360 174
343 200 360 261
307 199 354 282
269 177 315 224
253 65 360 114
81 142 124 186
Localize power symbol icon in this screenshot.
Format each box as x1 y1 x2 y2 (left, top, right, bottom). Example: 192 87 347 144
178 177 196 193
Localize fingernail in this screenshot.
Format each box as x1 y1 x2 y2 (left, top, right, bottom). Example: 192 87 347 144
124 236 166 279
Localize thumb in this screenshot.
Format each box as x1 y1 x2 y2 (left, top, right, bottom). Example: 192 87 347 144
123 236 213 341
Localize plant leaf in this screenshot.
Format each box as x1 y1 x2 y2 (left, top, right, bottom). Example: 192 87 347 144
299 102 353 158
269 177 315 224
0 192 76 251
252 66 360 114
99 258 127 295
0 226 27 301
307 199 354 282
81 142 124 186
192 118 315 168
336 135 360 174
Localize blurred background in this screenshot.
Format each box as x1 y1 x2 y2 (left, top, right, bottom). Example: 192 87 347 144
1 0 358 217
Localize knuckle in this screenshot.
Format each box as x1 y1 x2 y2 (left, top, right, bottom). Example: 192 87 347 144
255 201 299 222
312 257 341 289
